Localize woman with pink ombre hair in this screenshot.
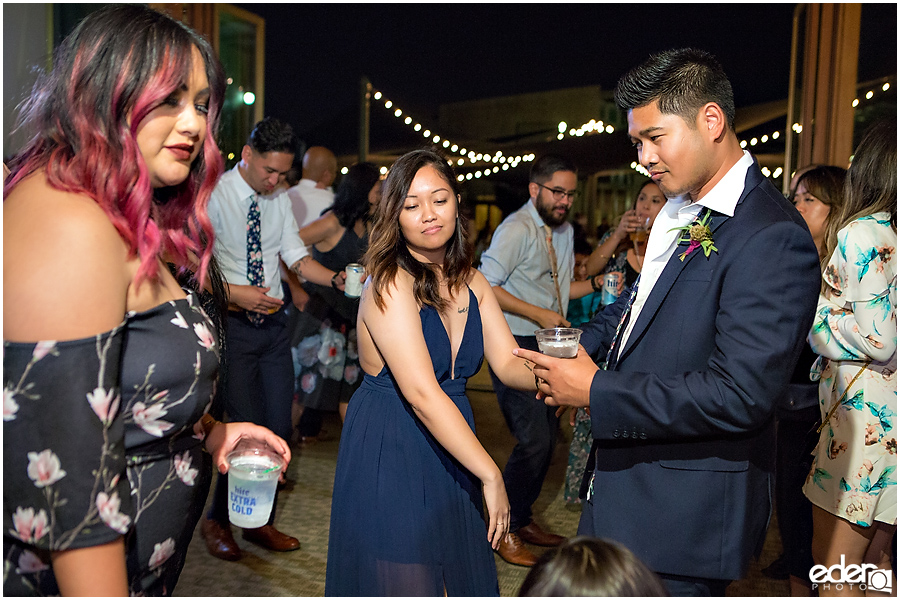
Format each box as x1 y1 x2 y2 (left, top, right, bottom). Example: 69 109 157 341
3 5 290 596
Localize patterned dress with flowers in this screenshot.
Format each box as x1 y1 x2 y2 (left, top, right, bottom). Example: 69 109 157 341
289 227 367 415
803 213 897 526
564 232 639 504
3 292 219 596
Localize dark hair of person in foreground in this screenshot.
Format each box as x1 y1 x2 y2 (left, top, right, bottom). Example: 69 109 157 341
518 536 668 597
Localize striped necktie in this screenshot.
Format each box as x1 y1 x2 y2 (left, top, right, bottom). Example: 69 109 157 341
601 275 640 370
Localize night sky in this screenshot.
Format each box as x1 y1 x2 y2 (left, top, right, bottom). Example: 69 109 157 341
235 3 897 154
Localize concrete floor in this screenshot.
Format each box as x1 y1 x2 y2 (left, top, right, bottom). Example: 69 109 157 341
174 363 790 596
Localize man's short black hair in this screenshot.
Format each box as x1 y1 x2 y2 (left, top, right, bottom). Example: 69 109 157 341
529 154 577 185
247 117 298 155
613 48 736 131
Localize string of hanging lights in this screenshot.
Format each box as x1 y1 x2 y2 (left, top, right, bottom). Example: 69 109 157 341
368 88 537 181
367 78 892 182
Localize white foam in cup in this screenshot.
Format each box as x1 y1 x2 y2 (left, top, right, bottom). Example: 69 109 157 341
535 327 583 358
226 445 283 528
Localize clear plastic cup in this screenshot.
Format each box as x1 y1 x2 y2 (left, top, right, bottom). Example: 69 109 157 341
226 440 284 528
629 216 651 243
535 327 583 358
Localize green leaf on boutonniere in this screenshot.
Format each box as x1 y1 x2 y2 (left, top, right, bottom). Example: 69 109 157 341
669 209 718 261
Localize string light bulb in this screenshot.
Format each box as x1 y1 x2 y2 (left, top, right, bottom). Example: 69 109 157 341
367 85 617 179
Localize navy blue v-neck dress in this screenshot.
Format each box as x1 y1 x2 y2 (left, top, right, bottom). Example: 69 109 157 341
325 288 499 596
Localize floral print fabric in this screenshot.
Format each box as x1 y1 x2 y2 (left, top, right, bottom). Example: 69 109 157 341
4 293 218 595
804 213 897 526
291 319 361 410
564 233 639 505
289 226 367 412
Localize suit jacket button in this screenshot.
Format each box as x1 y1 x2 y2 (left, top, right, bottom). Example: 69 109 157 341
640 432 647 440
613 430 619 438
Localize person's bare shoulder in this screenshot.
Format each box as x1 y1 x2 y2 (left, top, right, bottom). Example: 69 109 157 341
467 268 491 304
361 267 412 315
4 173 131 341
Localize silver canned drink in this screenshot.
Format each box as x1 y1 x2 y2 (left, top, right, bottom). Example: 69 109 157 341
601 272 619 306
344 263 365 298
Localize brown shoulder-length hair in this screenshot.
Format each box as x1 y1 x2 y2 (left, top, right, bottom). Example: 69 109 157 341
362 148 473 314
821 118 897 287
518 536 667 597
791 165 846 262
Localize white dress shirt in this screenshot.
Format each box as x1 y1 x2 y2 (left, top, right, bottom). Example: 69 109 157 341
618 151 754 355
208 165 309 302
287 179 335 229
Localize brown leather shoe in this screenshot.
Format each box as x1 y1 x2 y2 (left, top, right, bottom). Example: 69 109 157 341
200 517 241 561
242 524 300 552
496 532 538 567
517 521 566 547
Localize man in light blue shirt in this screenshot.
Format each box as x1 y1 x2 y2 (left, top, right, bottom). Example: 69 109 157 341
478 155 578 566
202 118 343 562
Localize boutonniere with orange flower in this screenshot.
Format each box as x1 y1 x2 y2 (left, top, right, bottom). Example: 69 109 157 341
669 209 718 261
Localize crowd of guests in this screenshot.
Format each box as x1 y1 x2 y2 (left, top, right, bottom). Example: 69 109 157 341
3 5 895 598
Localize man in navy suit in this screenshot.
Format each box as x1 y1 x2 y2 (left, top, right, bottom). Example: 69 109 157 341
515 48 821 596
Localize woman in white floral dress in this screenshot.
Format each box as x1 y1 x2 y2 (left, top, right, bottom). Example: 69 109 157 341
803 118 896 594
3 6 289 596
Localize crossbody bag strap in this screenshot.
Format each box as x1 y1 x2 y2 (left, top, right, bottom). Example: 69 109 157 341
816 360 871 434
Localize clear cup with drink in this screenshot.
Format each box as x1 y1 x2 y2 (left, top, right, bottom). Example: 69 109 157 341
226 439 284 528
629 216 651 243
535 327 583 358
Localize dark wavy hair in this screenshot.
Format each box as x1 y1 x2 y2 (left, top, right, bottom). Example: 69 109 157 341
331 162 381 227
614 48 735 131
247 116 298 155
5 5 226 287
518 536 667 597
363 149 472 314
821 118 897 285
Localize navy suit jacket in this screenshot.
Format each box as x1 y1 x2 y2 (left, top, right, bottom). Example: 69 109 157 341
578 162 821 581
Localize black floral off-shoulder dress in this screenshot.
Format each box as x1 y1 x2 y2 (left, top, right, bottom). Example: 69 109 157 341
3 292 218 596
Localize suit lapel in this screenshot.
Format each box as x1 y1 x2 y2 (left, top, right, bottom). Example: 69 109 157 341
614 166 763 366
615 215 723 364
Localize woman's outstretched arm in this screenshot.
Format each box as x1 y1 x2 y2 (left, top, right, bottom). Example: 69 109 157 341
358 273 510 548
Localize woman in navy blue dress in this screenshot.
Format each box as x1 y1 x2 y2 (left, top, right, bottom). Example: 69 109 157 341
325 149 537 596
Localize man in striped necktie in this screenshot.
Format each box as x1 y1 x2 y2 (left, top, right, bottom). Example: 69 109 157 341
202 118 345 561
